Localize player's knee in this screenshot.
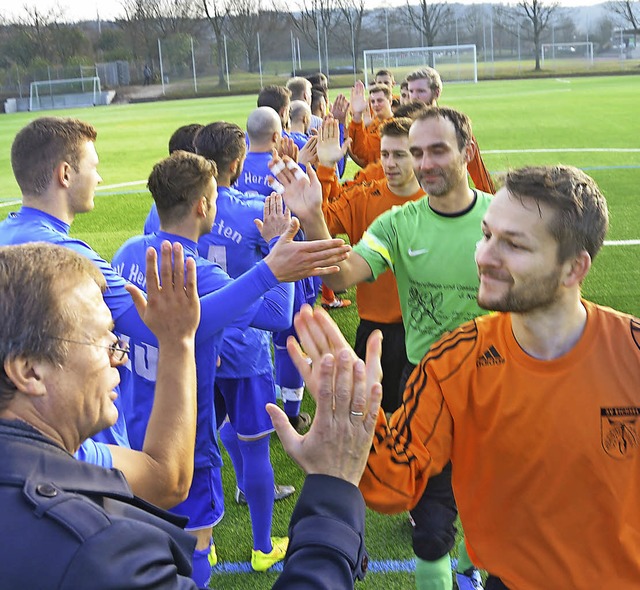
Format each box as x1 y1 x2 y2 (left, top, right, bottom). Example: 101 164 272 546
411 523 457 560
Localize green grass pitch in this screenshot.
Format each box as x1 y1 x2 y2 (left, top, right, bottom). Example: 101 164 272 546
0 75 638 588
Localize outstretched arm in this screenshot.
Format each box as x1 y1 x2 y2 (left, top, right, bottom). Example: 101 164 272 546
269 155 373 291
109 241 199 508
268 304 382 589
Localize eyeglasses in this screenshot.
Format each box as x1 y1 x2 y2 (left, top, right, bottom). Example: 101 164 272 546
47 336 129 363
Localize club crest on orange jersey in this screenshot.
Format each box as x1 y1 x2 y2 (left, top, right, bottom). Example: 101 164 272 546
600 407 640 459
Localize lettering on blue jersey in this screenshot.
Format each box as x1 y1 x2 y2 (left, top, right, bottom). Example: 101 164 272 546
244 171 266 186
212 218 243 245
114 262 147 290
133 342 159 381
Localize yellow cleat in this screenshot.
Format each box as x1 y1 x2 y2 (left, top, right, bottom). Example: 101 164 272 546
251 536 289 572
208 543 218 568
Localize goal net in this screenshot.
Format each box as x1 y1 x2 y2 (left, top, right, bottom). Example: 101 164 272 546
363 45 478 87
29 76 102 111
540 42 594 68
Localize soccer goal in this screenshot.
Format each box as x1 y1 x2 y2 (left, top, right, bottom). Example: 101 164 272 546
29 76 102 111
540 42 594 68
363 45 478 87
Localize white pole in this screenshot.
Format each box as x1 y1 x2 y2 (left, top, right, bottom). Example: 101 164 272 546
552 24 555 60
224 35 230 91
324 26 329 79
317 24 322 73
257 32 263 88
191 37 197 93
517 23 521 70
489 6 494 66
297 38 301 69
158 38 165 96
350 12 357 83
385 8 389 67
291 30 296 75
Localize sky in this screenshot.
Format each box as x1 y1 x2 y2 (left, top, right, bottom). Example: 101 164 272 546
4 0 609 25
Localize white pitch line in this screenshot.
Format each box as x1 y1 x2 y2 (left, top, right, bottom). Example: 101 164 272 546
604 239 640 246
485 148 640 154
96 180 146 190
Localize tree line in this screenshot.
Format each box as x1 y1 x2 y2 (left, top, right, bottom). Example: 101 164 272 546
0 0 637 90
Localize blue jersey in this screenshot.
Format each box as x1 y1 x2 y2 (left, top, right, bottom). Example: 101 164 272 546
234 151 274 197
112 231 294 466
198 186 274 378
289 131 309 151
0 207 136 449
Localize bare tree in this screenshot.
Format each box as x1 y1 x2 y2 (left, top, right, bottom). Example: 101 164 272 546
608 0 639 30
226 0 286 73
404 0 453 50
335 0 366 71
515 0 559 70
283 0 339 72
201 0 229 86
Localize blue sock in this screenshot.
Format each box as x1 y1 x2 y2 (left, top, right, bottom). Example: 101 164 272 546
283 400 301 418
219 421 244 491
239 436 275 553
192 541 213 589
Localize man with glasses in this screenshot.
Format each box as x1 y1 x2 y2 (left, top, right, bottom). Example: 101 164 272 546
0 241 384 589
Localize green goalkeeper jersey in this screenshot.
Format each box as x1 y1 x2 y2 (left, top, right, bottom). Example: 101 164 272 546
353 191 493 364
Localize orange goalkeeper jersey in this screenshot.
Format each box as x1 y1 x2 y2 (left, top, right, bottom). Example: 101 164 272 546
361 301 640 589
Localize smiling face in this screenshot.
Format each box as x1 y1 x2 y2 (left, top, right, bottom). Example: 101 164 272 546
381 134 415 191
475 188 570 313
40 278 123 449
408 116 470 198
369 90 393 119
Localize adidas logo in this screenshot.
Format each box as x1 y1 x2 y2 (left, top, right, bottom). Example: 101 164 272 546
476 345 505 367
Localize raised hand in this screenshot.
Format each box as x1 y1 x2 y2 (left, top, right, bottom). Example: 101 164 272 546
255 192 292 242
331 93 350 126
350 80 368 117
263 217 351 282
268 154 324 221
267 304 383 486
126 240 199 344
317 115 352 168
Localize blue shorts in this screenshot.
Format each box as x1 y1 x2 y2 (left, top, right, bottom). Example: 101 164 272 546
169 466 225 530
215 373 276 439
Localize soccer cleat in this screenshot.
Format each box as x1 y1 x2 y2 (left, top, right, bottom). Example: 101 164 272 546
455 567 484 590
251 536 289 572
207 543 218 568
288 411 311 433
235 483 296 506
321 296 352 309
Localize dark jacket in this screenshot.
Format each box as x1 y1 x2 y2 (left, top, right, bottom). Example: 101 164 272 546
0 419 368 589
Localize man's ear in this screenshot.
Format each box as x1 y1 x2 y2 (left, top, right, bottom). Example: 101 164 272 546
464 138 478 164
562 250 591 288
4 356 48 397
55 161 73 189
195 195 208 218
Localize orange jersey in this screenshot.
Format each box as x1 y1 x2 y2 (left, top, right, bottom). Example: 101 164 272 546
348 118 384 167
315 165 425 323
316 162 385 202
468 138 495 194
361 301 640 588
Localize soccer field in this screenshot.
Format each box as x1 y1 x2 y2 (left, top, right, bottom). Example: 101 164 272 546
0 74 638 588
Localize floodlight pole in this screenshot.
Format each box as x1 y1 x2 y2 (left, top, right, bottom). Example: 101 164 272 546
224 35 231 92
257 33 263 89
158 39 166 96
191 37 197 94
317 25 322 73
291 30 296 75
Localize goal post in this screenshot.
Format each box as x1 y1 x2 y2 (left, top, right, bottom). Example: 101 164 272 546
540 42 594 68
29 76 102 111
363 45 478 87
